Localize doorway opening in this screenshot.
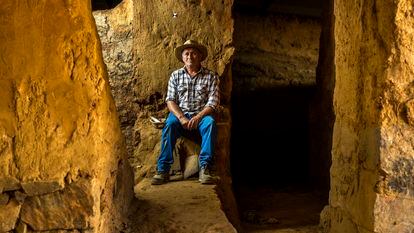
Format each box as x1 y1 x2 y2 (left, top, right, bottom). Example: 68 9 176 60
231 0 329 231
92 0 123 11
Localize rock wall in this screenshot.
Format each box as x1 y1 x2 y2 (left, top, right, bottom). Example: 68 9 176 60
0 1 133 232
375 0 414 231
93 0 135 157
309 0 335 191
233 12 321 92
321 0 414 232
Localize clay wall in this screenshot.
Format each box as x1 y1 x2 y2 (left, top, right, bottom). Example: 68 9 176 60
0 1 133 232
320 0 414 232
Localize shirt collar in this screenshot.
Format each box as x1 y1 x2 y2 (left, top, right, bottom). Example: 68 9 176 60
182 66 204 76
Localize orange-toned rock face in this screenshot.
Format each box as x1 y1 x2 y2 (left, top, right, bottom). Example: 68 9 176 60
1 0 110 183
0 1 132 232
321 0 414 232
93 0 135 156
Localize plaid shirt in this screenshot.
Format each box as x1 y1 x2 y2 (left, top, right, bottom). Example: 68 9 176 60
165 67 220 115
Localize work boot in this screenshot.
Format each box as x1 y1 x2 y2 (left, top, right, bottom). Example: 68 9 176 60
151 172 170 185
199 166 214 184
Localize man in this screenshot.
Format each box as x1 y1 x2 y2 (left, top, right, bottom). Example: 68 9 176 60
152 40 219 185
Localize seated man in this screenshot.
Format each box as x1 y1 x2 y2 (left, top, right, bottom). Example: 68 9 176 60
152 40 219 185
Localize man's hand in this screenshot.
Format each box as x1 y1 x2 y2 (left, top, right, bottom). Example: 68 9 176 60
178 115 190 129
188 115 202 130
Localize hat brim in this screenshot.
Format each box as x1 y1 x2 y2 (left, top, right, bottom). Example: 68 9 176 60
175 44 208 62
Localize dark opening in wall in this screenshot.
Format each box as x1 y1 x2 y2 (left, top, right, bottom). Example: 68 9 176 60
231 0 328 230
232 87 314 187
92 0 122 11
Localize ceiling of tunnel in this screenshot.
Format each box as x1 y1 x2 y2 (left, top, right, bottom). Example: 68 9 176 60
92 0 323 17
234 0 323 17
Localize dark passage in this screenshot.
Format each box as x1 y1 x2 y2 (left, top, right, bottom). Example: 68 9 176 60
231 87 314 187
231 87 326 230
230 0 328 231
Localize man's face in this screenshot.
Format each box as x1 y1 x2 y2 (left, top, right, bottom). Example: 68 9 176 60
182 47 202 67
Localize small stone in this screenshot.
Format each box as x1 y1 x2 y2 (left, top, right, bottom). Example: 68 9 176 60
16 221 28 233
0 193 9 205
21 179 94 231
242 210 258 223
21 180 64 196
15 191 27 204
0 176 21 192
184 154 199 179
170 171 184 181
0 199 22 232
266 217 280 224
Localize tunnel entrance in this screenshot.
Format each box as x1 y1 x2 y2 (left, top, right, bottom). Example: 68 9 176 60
92 0 123 10
231 0 328 231
232 87 315 187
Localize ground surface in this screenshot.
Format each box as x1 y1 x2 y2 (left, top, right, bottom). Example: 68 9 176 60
127 179 236 233
236 184 326 233
126 179 324 233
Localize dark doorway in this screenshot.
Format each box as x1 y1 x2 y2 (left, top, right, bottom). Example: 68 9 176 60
232 87 314 187
92 0 123 11
231 0 328 231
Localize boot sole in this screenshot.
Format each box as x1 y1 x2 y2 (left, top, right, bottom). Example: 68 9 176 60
199 178 214 184
151 178 168 185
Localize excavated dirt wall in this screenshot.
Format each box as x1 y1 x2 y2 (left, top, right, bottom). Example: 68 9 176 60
0 1 134 232
233 12 321 91
375 0 414 231
93 0 135 157
320 0 414 232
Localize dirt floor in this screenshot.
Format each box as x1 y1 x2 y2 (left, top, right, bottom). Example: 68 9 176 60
125 178 325 233
126 178 236 233
235 184 326 233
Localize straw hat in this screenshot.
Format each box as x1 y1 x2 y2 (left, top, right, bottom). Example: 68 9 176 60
175 40 208 62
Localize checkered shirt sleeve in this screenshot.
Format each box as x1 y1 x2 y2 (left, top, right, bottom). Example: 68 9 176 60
205 74 220 110
165 73 177 103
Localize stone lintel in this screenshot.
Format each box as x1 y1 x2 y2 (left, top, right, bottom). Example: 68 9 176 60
21 180 64 196
21 179 94 231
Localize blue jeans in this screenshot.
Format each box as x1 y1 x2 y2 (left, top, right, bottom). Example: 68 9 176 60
157 113 217 173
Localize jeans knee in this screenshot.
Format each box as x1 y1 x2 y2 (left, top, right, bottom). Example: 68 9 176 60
164 121 180 131
165 118 181 129
204 115 215 126
200 115 216 132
